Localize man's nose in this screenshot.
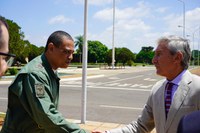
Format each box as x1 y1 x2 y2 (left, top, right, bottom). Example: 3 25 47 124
68 53 73 60
152 56 156 64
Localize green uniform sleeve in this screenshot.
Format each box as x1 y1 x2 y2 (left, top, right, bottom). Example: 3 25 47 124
16 72 89 133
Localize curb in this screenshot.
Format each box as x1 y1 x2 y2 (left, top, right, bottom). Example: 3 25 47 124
0 74 105 83
60 74 105 81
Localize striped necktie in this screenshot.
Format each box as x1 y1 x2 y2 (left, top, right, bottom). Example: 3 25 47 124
165 82 174 117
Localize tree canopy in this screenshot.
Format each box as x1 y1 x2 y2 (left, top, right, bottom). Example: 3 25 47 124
88 40 108 63
4 16 44 63
136 46 154 64
106 47 136 66
3 16 158 66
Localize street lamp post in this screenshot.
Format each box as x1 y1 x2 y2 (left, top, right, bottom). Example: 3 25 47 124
192 26 200 66
112 0 115 69
198 29 200 66
178 0 185 38
81 0 88 124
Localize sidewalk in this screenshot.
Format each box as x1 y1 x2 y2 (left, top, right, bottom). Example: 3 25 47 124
0 66 199 132
68 119 125 132
69 119 156 133
0 113 156 132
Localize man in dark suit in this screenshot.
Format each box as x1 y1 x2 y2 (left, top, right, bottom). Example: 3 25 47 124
177 111 200 133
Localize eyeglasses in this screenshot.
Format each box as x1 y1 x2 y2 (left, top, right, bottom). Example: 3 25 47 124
0 52 16 67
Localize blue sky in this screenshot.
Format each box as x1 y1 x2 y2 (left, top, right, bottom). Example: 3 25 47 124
1 0 200 53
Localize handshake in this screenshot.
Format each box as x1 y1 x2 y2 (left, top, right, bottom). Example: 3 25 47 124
92 131 107 133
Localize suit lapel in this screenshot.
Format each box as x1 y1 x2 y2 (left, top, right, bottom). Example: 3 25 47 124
157 81 168 126
165 71 192 131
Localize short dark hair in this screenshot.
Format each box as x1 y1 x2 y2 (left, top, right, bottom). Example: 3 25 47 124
45 31 74 52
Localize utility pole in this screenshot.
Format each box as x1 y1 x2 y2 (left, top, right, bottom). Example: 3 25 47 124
81 0 88 124
112 0 115 69
178 0 185 38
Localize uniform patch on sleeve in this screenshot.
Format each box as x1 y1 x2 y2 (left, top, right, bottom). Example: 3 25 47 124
35 84 45 98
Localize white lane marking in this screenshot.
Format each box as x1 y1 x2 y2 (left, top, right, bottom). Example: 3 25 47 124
131 84 142 87
140 85 153 88
60 84 151 92
0 97 8 100
144 78 157 81
107 83 120 86
100 105 143 110
60 74 105 81
98 75 144 85
118 84 132 87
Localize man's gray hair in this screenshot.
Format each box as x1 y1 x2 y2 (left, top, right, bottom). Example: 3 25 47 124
157 35 191 69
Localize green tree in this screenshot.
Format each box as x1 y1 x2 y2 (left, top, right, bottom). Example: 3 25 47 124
106 47 135 66
28 45 45 61
6 19 24 55
117 47 135 65
105 49 112 66
88 40 108 63
3 16 45 63
192 50 200 65
75 35 83 63
136 46 154 64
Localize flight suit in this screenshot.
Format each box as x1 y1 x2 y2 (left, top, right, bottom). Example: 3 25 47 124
1 54 88 133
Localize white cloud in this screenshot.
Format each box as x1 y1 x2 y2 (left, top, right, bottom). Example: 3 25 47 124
163 13 181 32
116 19 151 31
25 35 47 47
88 17 153 53
156 7 200 50
48 15 74 25
90 1 154 52
164 7 200 35
155 7 168 13
72 0 121 6
186 8 200 31
94 1 151 21
85 2 200 53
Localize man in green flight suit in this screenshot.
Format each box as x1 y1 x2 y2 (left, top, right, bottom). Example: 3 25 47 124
1 31 89 133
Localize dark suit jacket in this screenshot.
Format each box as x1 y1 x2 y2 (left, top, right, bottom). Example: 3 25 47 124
177 111 200 133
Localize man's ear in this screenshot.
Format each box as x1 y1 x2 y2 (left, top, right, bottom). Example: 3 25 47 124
174 51 183 63
47 43 54 53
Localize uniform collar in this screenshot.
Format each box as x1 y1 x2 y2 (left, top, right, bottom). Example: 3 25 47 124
41 53 60 80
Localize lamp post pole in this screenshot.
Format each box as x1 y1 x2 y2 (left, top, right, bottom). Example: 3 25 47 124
112 0 115 69
193 31 196 66
198 29 200 66
192 26 200 66
81 0 88 124
178 0 185 38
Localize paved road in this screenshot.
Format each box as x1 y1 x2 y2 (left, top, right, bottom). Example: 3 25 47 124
0 66 164 124
59 67 164 124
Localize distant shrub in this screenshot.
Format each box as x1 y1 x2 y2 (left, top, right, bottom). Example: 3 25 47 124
126 60 134 66
8 68 18 75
